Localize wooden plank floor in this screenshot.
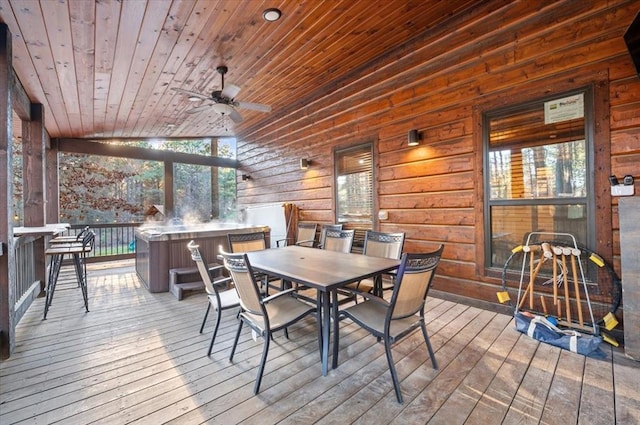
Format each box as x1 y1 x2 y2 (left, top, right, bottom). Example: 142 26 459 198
1 260 638 424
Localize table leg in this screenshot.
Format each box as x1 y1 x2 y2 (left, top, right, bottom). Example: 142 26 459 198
316 291 322 359
321 290 330 376
332 289 339 369
373 274 382 297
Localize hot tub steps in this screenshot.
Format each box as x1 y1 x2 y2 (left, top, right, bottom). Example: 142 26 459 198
170 280 204 300
169 264 223 300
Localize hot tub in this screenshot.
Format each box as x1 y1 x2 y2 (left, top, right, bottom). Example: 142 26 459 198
135 222 270 293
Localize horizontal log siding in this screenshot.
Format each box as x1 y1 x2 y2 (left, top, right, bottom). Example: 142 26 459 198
236 0 640 305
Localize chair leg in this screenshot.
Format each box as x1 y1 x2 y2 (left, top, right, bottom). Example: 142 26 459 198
207 307 222 356
420 322 438 369
200 303 211 333
254 330 270 394
384 338 403 403
230 319 243 361
44 254 63 319
73 253 89 312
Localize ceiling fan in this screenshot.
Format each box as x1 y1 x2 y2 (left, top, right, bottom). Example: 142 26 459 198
172 65 271 123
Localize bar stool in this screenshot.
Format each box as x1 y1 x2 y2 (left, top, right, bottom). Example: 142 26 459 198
43 230 95 319
48 225 90 246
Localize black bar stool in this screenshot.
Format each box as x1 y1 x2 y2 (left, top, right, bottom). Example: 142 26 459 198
43 230 95 319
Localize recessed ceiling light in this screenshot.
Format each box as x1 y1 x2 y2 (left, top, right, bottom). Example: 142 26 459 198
263 8 282 22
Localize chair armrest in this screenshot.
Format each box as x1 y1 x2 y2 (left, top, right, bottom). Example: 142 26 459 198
207 264 225 277
262 287 297 303
276 238 290 247
341 286 389 306
359 291 390 306
295 239 316 248
213 276 233 289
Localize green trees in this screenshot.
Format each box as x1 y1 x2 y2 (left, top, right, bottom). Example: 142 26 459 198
58 139 237 224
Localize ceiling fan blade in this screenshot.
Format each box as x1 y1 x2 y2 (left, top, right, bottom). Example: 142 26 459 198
172 87 209 100
221 83 241 100
228 109 244 123
185 104 213 114
234 101 271 113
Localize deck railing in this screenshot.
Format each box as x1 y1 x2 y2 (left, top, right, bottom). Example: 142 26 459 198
14 237 37 306
7 223 141 349
64 222 142 262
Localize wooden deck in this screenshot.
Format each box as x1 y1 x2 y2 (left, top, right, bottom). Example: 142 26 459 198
1 260 638 424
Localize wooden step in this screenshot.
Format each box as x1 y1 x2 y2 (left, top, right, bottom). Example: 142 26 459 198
169 280 204 301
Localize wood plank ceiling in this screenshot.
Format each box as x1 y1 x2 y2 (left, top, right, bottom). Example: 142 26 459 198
0 0 480 140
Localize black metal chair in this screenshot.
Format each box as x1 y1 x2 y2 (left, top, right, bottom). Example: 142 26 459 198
227 231 267 253
43 230 95 319
227 231 278 293
187 241 239 356
317 223 343 249
345 230 405 296
322 229 354 253
335 245 444 403
48 225 90 245
276 222 317 247
220 249 318 394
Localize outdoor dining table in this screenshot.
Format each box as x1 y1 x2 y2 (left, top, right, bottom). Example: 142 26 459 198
246 244 401 376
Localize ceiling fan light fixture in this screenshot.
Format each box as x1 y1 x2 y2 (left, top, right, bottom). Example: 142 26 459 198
263 8 282 22
211 103 235 116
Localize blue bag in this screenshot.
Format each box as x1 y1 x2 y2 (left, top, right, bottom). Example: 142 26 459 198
514 312 605 358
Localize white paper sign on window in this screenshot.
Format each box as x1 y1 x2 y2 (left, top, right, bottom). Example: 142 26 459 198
544 93 584 124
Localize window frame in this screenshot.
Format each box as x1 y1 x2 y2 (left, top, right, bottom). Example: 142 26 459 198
482 86 596 268
333 142 375 227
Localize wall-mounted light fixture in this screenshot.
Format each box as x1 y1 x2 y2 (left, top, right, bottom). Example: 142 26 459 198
408 129 422 147
263 8 282 22
300 158 311 169
241 174 251 181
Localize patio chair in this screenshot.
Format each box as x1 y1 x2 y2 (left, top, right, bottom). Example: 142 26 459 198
336 245 444 403
220 249 318 394
187 241 239 356
344 231 405 297
276 222 317 247
228 231 277 293
298 229 354 303
322 229 354 253
227 231 268 253
317 223 343 249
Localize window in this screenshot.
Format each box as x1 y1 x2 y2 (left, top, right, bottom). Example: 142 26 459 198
484 89 593 267
58 138 238 223
335 143 373 225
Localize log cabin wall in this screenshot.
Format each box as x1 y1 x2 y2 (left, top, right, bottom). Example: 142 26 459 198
235 0 640 307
